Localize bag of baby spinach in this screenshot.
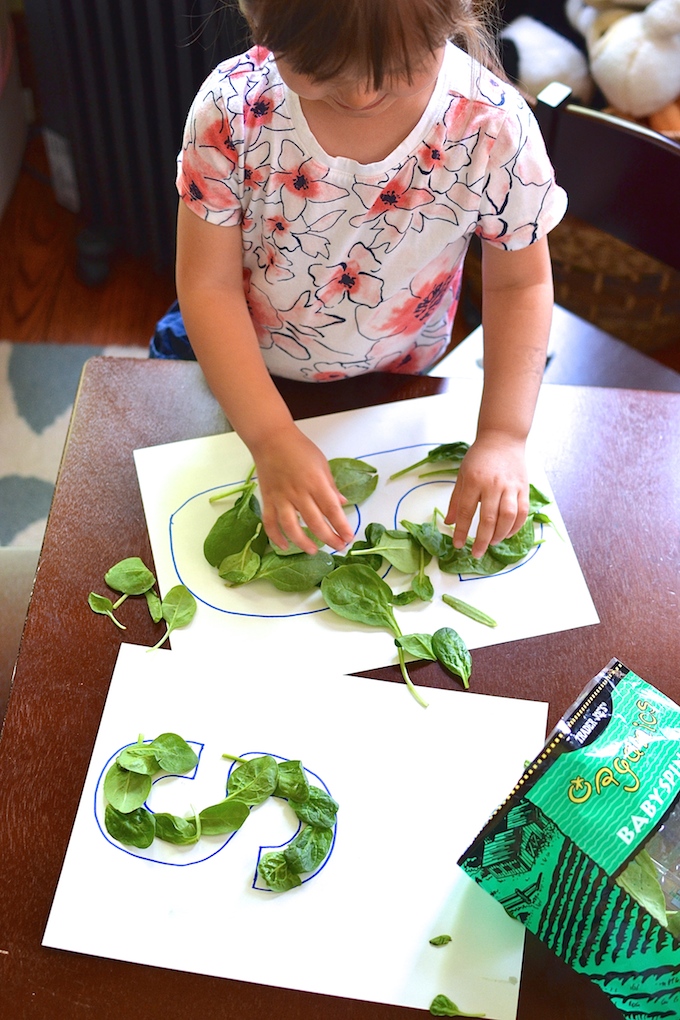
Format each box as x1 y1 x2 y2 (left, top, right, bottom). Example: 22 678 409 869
458 659 680 1020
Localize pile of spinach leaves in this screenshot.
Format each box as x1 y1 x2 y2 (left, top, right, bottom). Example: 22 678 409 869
103 737 338 894
202 450 555 706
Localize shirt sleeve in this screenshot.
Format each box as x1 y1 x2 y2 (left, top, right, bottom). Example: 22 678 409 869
176 69 244 226
476 96 567 250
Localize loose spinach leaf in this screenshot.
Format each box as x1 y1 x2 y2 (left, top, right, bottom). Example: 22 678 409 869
284 825 334 874
105 804 156 848
144 588 163 624
321 564 401 637
438 540 506 577
117 740 161 775
391 589 420 606
103 762 152 813
333 537 382 572
203 492 265 567
429 993 485 1017
390 442 470 480
486 517 536 566
412 546 434 602
401 518 451 560
154 811 200 845
429 934 452 946
351 529 422 574
289 785 339 829
275 759 310 802
257 550 336 592
227 755 279 806
442 594 497 628
198 797 251 835
395 633 436 661
328 457 378 505
528 483 551 513
150 732 199 773
149 585 197 651
88 592 126 629
218 524 263 585
258 851 302 892
275 527 323 556
104 557 156 596
432 627 472 689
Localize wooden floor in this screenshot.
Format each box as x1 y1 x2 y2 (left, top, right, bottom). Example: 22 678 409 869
1 132 679 372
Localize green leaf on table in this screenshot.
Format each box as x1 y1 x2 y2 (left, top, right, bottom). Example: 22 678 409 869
88 592 126 629
149 585 197 651
257 549 336 591
218 524 263 585
117 740 161 775
429 934 452 946
150 732 198 773
411 570 435 603
275 527 323 556
390 442 470 480
321 564 400 637
103 762 152 813
154 811 200 845
442 594 497 628
198 797 250 835
144 588 163 624
432 627 472 689
227 755 279 806
203 492 265 567
401 518 451 560
329 457 378 505
395 633 436 661
391 589 420 606
258 851 302 892
289 785 339 829
104 557 156 596
439 540 505 577
275 759 310 802
528 483 551 513
350 529 422 574
486 517 537 566
429 993 485 1017
284 825 334 874
105 804 156 848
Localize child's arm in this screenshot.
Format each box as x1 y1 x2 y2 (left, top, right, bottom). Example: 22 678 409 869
445 235 554 557
175 203 354 554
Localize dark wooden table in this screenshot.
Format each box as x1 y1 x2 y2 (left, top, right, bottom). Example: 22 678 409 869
1 358 679 1020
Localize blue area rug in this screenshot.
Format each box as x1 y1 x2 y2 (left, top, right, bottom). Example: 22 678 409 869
0 341 149 547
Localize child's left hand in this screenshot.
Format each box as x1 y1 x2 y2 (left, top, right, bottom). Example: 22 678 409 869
444 431 530 558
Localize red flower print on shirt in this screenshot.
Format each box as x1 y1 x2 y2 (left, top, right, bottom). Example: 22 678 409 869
359 246 462 341
373 337 449 374
241 78 289 141
352 157 433 226
271 140 349 221
243 268 283 346
310 243 383 309
254 238 294 283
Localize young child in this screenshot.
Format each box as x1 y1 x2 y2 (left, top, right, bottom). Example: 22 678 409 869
170 0 567 559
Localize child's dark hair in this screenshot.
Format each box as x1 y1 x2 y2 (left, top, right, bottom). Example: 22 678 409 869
233 0 504 88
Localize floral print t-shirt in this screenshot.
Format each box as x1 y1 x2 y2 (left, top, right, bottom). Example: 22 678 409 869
176 42 567 380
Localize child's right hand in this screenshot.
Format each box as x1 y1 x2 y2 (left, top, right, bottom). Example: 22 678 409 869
249 424 355 555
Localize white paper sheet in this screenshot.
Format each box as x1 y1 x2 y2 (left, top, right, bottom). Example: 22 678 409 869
43 642 548 1018
133 390 599 673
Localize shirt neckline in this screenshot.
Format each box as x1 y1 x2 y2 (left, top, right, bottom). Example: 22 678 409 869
277 42 465 178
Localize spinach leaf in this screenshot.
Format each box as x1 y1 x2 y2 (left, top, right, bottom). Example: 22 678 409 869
149 585 197 651
284 825 334 874
104 804 156 848
432 627 472 689
87 592 126 630
104 556 156 597
429 934 452 946
401 519 451 560
275 527 323 556
391 589 420 606
275 759 310 802
329 457 378 505
198 797 250 835
528 483 550 513
257 550 336 591
203 492 265 568
227 755 279 806
486 517 537 566
395 633 436 661
390 442 469 480
154 811 201 845
258 851 302 892
429 993 485 1017
218 524 263 585
439 540 505 577
321 564 400 637
103 762 152 813
412 546 434 602
289 785 339 829
150 732 198 773
117 739 161 775
144 588 163 624
442 594 497 628
616 849 668 926
350 529 422 574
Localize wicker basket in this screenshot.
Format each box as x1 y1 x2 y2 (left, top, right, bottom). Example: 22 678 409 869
462 216 680 352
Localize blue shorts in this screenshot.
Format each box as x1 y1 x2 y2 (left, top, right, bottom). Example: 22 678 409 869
149 301 196 360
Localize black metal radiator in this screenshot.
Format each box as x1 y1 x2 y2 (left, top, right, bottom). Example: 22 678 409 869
23 0 248 268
